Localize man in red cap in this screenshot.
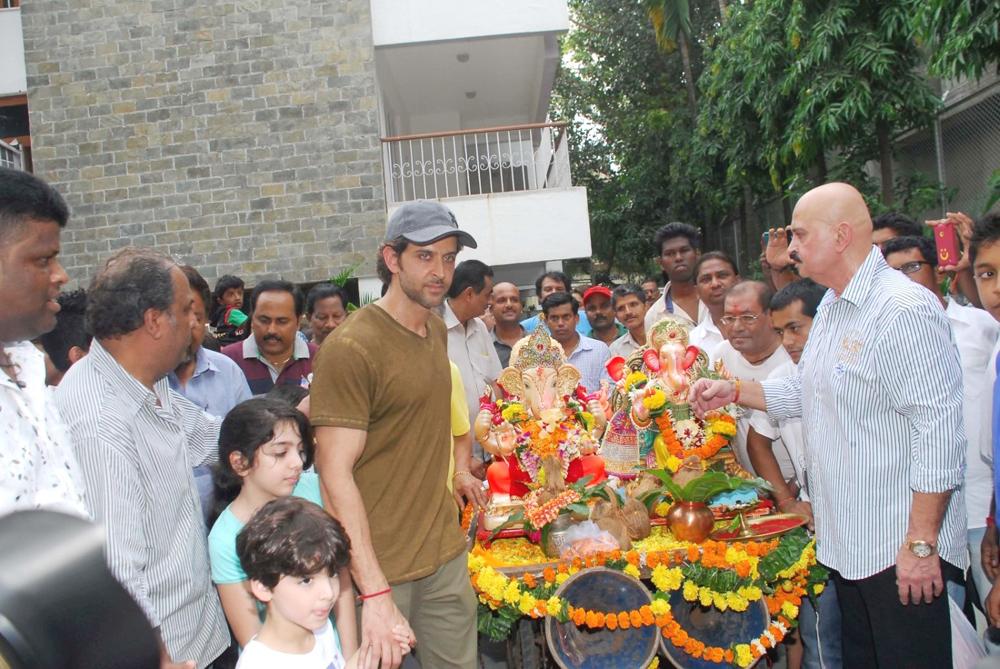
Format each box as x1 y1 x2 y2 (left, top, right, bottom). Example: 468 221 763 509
583 285 625 347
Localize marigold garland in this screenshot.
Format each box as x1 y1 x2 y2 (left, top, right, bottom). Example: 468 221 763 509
654 410 735 461
470 530 824 667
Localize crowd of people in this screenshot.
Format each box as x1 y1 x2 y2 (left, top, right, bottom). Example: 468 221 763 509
3 163 1000 669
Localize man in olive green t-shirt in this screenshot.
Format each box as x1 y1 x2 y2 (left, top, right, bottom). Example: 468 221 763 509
311 201 479 669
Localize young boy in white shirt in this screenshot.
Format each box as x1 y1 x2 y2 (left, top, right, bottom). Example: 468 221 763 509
235 497 411 668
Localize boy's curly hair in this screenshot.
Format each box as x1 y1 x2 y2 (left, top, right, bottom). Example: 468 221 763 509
236 497 351 589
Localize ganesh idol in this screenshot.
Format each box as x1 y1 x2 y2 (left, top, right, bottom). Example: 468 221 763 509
600 316 737 475
474 325 608 502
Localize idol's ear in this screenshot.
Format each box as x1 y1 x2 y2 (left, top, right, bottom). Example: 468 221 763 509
498 368 524 398
556 364 582 397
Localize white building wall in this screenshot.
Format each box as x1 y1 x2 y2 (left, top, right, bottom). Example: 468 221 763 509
0 8 26 96
370 0 568 46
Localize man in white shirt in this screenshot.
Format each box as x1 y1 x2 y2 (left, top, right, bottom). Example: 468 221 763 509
689 251 740 358
644 222 709 331
711 281 793 478
0 168 88 520
883 235 1000 609
443 259 503 469
609 284 648 359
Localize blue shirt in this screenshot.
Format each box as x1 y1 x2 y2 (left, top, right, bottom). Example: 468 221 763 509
522 313 591 336
168 347 252 418
565 335 612 394
993 352 1000 515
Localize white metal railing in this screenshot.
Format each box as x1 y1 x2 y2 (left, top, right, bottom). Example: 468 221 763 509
380 122 573 204
0 140 22 170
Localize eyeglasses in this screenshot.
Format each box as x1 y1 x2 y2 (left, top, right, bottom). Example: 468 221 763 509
898 261 930 275
719 314 762 327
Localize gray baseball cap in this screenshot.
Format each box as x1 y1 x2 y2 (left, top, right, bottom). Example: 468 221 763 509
385 200 478 248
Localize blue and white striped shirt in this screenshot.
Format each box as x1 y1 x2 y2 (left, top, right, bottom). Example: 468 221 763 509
762 247 967 579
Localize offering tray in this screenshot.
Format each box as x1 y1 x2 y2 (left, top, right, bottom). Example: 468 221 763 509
709 512 809 542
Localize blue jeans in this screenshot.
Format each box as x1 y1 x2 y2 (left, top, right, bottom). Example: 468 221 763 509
799 577 842 669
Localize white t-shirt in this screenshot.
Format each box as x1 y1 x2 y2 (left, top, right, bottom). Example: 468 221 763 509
946 299 1000 528
749 360 807 500
689 319 724 362
236 620 345 669
713 340 794 479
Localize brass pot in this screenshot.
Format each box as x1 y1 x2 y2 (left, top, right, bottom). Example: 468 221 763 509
542 515 577 558
665 501 714 543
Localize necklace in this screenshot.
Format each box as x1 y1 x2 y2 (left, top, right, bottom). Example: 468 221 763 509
0 348 25 389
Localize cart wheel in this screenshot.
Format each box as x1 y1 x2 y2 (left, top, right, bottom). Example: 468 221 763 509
505 618 542 669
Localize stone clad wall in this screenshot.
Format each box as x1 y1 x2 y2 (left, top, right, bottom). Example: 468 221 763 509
21 0 386 286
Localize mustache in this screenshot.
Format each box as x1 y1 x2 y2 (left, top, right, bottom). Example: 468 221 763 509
789 250 802 263
263 334 283 342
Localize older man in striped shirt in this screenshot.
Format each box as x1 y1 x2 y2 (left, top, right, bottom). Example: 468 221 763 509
692 183 966 669
56 248 230 669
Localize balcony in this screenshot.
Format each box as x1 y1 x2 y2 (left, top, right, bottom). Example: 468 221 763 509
381 122 590 268
382 122 571 202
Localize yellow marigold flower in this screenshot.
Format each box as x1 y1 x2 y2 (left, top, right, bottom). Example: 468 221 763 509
665 454 683 473
647 658 660 669
813 583 825 596
625 371 648 390
650 598 671 616
682 581 699 602
556 572 570 585
709 419 736 437
501 403 527 423
643 389 667 412
727 593 748 612
654 501 671 517
624 564 641 579
781 601 799 620
468 554 486 571
698 587 713 608
546 596 563 616
735 644 754 668
712 592 728 611
504 581 521 605
518 592 536 616
652 564 682 592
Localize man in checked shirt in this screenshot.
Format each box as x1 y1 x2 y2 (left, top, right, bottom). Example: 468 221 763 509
691 182 966 669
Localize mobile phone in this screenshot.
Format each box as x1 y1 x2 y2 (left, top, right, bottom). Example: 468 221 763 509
933 221 959 267
763 229 793 244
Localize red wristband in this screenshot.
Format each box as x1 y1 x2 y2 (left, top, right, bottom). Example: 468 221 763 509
987 515 995 528
357 587 392 602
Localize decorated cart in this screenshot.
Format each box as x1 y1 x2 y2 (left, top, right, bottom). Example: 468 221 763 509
467 319 826 669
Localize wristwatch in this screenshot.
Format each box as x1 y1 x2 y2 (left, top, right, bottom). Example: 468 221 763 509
905 540 936 558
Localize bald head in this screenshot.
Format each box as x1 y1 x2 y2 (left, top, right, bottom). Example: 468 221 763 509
491 281 523 325
794 182 873 243
788 182 875 292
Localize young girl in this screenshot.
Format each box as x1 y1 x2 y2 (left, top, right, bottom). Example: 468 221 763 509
208 397 357 658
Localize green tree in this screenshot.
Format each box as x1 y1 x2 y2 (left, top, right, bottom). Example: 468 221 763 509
646 0 699 113
915 0 1000 81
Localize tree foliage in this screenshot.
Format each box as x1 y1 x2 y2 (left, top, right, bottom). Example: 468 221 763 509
557 0 998 274
915 0 1000 81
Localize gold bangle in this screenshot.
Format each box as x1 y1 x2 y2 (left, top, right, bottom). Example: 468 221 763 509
733 378 742 403
453 470 474 481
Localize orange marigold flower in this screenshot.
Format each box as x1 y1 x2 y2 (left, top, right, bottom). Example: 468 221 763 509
594 612 605 627
655 614 670 628
572 608 586 626
671 628 689 646
523 573 537 589
646 552 660 568
687 545 700 562
585 611 599 629
724 649 735 663
709 647 725 663
640 606 654 624
626 550 640 566
606 614 618 631
618 612 630 629
630 610 643 627
544 567 557 582
735 561 751 579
